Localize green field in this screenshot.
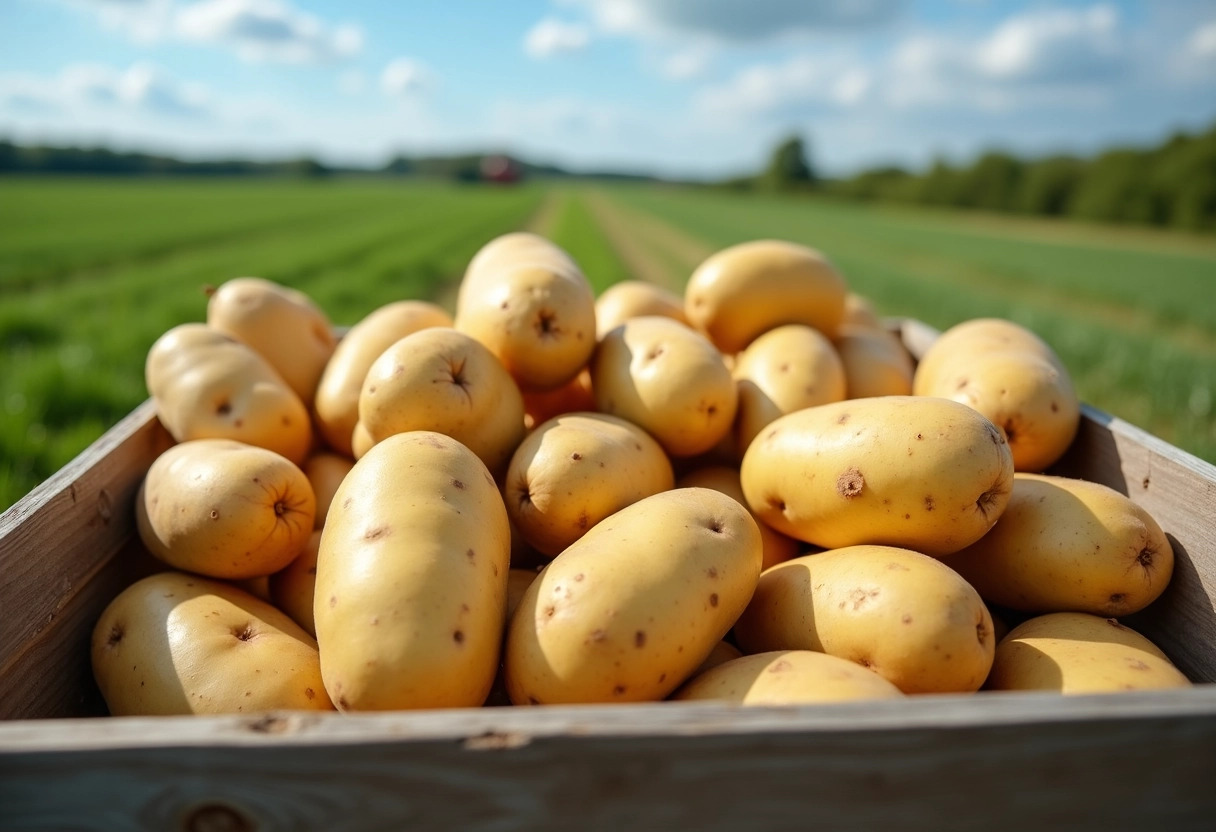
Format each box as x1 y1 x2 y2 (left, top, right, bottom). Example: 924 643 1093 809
2 177 1214 510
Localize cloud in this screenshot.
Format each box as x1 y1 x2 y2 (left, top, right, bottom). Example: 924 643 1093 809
338 70 366 96
174 0 362 63
658 46 712 80
1187 21 1216 60
380 58 434 99
524 18 592 58
693 53 871 119
563 0 903 42
0 62 211 118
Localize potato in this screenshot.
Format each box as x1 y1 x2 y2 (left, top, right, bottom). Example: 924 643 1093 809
732 324 846 453
270 529 322 637
913 318 1079 471
207 277 337 402
506 412 674 557
315 432 510 710
92 571 331 715
505 567 540 625
522 368 595 431
505 487 762 704
842 292 883 330
733 546 995 694
684 240 848 353
456 233 596 391
678 465 800 571
834 325 914 399
351 420 374 460
232 575 272 602
673 650 904 705
986 612 1191 694
302 452 354 529
596 280 690 338
741 396 1014 556
314 300 452 456
592 316 737 457
146 323 311 465
694 640 744 676
946 474 1174 617
136 439 315 579
358 328 526 478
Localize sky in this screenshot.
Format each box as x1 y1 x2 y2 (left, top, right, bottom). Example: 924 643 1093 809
0 0 1214 179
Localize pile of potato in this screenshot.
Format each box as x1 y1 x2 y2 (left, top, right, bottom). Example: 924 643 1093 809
91 234 1190 716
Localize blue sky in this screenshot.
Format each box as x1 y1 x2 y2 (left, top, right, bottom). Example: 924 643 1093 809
1 0 1214 177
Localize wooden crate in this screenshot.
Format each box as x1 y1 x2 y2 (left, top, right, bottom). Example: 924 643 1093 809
2 320 1215 831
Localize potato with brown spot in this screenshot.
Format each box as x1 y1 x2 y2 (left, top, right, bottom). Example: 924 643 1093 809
91 571 332 715
314 300 452 456
945 473 1173 616
504 488 762 704
677 465 800 571
684 240 848 353
506 412 674 557
986 612 1191 694
733 545 994 694
731 324 846 454
315 432 510 710
741 397 1014 556
673 650 904 705
136 439 315 579
591 316 737 457
145 323 311 465
358 328 525 478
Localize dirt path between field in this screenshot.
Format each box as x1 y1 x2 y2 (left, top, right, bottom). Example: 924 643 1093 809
582 190 714 291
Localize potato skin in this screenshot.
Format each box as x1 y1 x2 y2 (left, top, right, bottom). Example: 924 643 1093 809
315 432 510 710
270 529 322 637
358 328 526 478
302 452 354 529
314 300 452 456
592 316 737 457
913 317 1057 394
741 396 1014 556
146 323 311 465
986 612 1191 694
946 474 1174 617
91 571 331 715
733 546 995 694
678 465 800 572
506 412 674 557
596 280 690 338
207 277 337 403
673 650 904 705
685 240 847 353
136 439 315 579
834 325 914 399
504 488 762 705
732 324 846 453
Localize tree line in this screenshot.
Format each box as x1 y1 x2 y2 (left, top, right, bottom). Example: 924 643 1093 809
752 123 1216 232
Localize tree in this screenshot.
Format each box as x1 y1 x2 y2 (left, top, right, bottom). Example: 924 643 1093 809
762 134 815 190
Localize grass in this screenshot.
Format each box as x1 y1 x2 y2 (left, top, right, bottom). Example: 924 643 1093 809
1 176 1212 510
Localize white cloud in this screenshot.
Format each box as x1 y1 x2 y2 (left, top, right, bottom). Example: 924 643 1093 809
380 58 434 99
658 46 712 80
0 62 211 118
1188 21 1216 59
524 18 592 58
694 53 870 118
175 0 362 63
563 0 903 42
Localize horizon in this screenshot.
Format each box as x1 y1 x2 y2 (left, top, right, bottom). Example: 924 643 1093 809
1 1 1214 179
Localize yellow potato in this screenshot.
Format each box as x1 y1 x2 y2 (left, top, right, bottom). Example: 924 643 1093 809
834 325 914 399
684 240 848 353
596 280 690 338
505 487 762 704
270 529 322 637
456 233 596 391
136 439 315 579
677 465 800 571
358 328 526 478
591 316 737 457
232 575 272 602
207 277 337 403
693 640 745 676
986 612 1191 694
350 420 374 460
740 396 1014 556
733 546 995 694
314 300 452 456
946 474 1174 617
316 432 510 710
842 292 883 330
912 317 1057 394
673 650 905 705
91 571 332 715
302 452 354 529
732 324 847 453
522 368 595 431
506 412 674 557
146 323 312 465
505 567 540 625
